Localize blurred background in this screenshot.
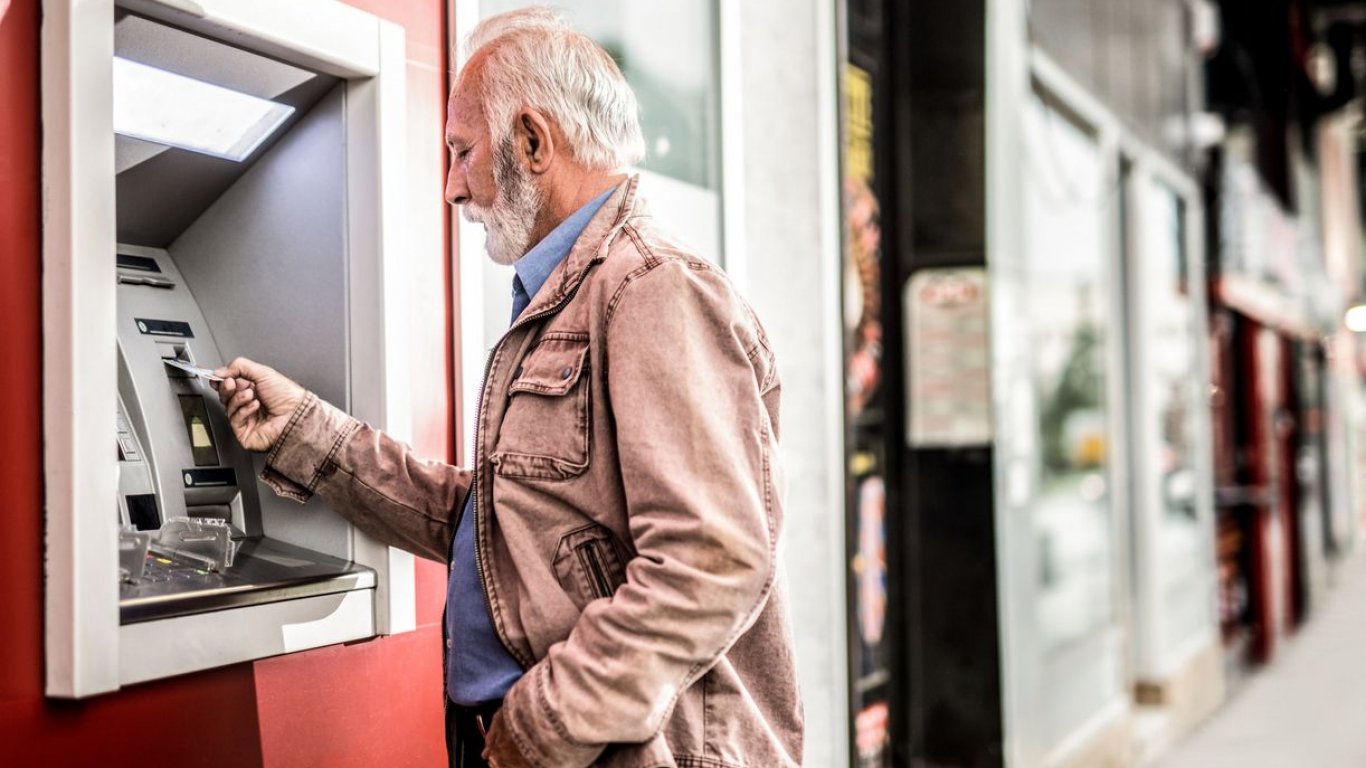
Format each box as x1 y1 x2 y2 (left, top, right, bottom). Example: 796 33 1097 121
4 1 1366 766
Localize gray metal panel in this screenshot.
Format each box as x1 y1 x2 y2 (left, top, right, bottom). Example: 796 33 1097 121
170 84 352 558
116 392 158 527
114 75 341 246
113 14 340 246
115 135 169 174
115 245 264 538
115 12 315 99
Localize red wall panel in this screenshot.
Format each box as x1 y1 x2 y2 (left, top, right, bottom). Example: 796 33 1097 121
1 666 264 767
254 627 445 768
1 0 455 763
0 0 46 707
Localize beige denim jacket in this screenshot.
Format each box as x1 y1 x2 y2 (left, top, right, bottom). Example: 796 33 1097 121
260 177 803 767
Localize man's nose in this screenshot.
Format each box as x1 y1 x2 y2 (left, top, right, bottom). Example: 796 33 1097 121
445 171 469 206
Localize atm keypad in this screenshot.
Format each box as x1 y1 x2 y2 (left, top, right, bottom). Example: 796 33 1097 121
116 411 141 462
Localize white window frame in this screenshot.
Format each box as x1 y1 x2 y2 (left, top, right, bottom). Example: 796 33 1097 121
1121 158 1217 691
43 0 416 698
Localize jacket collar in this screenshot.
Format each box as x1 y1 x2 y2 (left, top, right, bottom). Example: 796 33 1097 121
512 174 645 325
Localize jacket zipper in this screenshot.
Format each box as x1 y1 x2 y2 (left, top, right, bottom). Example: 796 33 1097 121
471 274 594 669
577 540 613 599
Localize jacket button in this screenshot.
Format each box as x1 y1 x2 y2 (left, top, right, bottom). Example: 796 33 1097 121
560 366 574 379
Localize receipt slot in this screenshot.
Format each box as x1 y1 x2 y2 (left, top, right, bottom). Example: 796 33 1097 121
42 0 414 696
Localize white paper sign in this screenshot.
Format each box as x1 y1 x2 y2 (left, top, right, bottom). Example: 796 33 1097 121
906 268 992 447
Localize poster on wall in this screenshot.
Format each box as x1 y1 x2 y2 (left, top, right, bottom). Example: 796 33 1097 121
841 7 893 757
843 63 883 420
856 476 887 650
905 268 992 447
855 702 891 768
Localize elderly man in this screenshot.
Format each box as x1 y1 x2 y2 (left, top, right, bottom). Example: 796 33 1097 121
213 8 801 767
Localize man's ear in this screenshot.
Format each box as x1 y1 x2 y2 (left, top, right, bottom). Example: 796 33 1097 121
515 109 555 174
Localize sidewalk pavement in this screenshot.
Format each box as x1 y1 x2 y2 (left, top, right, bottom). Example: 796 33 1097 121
1154 550 1366 768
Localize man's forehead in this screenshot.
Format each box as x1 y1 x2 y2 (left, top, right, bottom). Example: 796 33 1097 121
445 88 482 143
445 64 486 144
446 46 498 140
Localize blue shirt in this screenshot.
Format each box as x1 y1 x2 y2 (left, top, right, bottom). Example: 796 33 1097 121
446 187 614 705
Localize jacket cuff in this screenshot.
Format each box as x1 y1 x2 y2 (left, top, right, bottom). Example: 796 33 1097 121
261 391 361 502
502 663 604 768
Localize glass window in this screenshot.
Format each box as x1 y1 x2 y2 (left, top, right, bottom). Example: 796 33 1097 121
1022 95 1117 653
476 0 723 262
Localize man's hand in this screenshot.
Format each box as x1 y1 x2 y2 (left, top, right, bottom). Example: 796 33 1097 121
211 357 305 453
483 710 533 768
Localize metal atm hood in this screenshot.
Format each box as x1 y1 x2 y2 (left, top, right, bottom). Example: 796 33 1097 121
114 10 341 247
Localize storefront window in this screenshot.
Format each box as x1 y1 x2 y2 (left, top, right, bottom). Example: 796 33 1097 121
1022 95 1117 653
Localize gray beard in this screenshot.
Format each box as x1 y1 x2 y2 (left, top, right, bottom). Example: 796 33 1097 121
462 138 542 267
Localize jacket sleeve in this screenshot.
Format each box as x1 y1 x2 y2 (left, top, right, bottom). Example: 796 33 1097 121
262 391 468 563
500 260 781 766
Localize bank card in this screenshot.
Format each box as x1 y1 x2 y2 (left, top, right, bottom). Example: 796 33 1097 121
163 358 225 382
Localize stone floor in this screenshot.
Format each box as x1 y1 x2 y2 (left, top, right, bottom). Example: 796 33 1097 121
1154 549 1366 768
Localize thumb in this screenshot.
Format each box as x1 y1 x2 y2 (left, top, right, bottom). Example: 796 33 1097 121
216 356 272 382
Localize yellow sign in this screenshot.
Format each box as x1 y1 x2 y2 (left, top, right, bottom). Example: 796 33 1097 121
844 64 874 182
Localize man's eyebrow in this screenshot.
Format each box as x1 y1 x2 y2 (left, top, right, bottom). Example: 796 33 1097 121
449 136 481 153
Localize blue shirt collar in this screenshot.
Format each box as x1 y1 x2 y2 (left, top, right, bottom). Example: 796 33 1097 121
513 187 615 303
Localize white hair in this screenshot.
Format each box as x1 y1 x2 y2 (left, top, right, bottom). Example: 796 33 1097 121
463 7 645 171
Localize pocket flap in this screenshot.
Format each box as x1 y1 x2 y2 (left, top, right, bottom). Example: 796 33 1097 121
509 337 589 396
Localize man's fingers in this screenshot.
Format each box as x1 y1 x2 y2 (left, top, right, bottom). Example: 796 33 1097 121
216 376 236 404
214 360 244 382
224 357 272 382
226 387 257 422
228 386 256 412
215 359 265 392
216 376 253 405
229 401 259 436
229 399 260 432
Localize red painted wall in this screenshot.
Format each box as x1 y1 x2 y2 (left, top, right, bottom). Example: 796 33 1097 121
0 0 38 679
0 0 455 764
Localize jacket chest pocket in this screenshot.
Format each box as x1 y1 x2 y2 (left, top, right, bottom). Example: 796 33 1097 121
491 336 591 480
553 525 628 608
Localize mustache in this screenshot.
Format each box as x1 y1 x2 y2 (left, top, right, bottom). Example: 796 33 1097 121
462 204 488 224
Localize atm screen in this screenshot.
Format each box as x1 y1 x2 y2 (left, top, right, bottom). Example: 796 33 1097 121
178 395 221 467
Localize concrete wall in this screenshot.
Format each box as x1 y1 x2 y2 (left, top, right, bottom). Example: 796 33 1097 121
735 2 849 766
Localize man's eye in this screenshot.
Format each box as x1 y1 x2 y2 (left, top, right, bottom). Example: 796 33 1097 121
457 149 470 161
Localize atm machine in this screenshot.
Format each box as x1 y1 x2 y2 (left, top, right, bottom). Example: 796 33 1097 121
115 242 374 623
43 0 413 696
